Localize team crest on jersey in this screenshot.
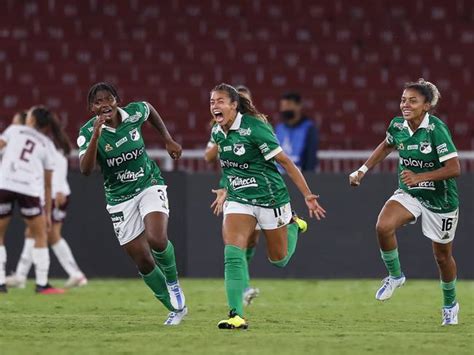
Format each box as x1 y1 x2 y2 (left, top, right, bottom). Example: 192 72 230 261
233 143 246 156
420 142 432 154
129 128 140 141
105 144 113 152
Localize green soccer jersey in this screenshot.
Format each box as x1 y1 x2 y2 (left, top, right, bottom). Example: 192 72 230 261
77 101 164 205
386 113 459 213
211 112 290 207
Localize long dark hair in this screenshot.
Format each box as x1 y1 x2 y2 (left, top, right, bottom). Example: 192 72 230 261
31 106 72 156
211 83 267 122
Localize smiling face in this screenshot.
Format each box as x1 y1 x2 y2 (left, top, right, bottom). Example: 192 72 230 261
210 90 238 128
400 88 430 122
90 90 119 122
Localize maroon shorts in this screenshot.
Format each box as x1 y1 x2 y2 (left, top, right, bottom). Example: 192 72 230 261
52 196 69 223
0 189 42 218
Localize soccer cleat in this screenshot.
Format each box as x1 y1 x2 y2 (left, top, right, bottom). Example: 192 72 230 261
35 284 66 295
163 306 188 326
5 274 26 289
65 274 88 288
442 302 459 326
292 211 308 233
0 284 7 293
218 310 248 330
243 287 260 306
375 274 406 301
166 280 186 311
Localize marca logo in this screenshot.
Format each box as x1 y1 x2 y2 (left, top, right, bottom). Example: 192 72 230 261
233 143 245 156
420 142 432 154
115 136 128 147
436 143 448 154
400 157 435 169
106 147 145 167
129 128 140 141
408 180 435 190
237 127 251 136
116 167 145 183
228 176 258 190
407 144 418 150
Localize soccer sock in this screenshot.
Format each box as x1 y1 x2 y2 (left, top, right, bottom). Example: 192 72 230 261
0 245 6 285
243 247 256 290
441 279 457 307
151 241 178 284
269 223 299 268
51 239 83 278
32 247 50 287
224 245 246 317
16 238 35 280
140 266 174 311
380 248 402 278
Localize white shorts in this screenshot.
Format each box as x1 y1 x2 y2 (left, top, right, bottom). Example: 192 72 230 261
388 189 459 244
223 201 292 230
106 185 169 246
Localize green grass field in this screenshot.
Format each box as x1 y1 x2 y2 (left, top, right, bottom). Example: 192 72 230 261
0 279 472 355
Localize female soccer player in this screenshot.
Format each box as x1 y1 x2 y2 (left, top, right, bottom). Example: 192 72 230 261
349 79 461 326
0 107 64 294
78 83 187 325
7 120 87 289
206 85 261 306
209 83 326 329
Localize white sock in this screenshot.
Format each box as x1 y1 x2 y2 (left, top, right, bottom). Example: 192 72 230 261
32 248 50 287
0 245 6 285
51 239 82 278
16 238 35 280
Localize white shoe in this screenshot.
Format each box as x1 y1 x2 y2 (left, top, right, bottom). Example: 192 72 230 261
65 274 88 288
167 280 186 310
5 274 26 289
375 274 406 301
164 306 188 325
442 302 459 325
243 287 260 306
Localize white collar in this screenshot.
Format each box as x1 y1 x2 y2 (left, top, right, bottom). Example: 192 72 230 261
216 112 243 136
101 107 129 132
403 112 429 136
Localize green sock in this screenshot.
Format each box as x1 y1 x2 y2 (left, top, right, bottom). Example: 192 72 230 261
380 248 402 278
224 245 246 317
140 266 174 311
243 247 256 289
441 279 457 307
270 223 299 268
152 241 178 284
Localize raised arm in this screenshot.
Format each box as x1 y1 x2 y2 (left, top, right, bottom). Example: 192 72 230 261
79 115 105 175
146 102 182 160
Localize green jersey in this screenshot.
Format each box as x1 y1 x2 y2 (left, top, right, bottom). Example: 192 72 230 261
386 114 459 213
77 101 164 205
211 112 290 207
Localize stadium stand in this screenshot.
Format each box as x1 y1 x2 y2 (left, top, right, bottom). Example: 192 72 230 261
0 0 473 151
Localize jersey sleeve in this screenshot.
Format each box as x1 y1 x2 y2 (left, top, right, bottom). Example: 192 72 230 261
432 123 458 163
0 125 13 143
140 102 151 121
251 120 283 161
385 119 398 147
77 124 93 158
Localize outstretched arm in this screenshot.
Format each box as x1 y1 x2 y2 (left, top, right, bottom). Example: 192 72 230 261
146 102 182 160
274 151 326 220
349 140 396 186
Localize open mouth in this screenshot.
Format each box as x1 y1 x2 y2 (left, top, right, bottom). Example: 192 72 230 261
102 107 113 119
213 110 224 122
